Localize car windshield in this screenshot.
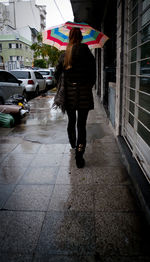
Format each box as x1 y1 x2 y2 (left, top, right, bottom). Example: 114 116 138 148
39 71 50 76
11 71 31 79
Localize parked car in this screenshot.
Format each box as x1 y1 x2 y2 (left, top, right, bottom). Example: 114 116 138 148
49 67 55 73
37 69 55 89
0 69 25 104
10 69 46 97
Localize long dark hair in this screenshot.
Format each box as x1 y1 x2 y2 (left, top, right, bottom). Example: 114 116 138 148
64 27 83 69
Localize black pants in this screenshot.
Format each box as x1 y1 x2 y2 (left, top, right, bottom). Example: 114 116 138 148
66 109 89 148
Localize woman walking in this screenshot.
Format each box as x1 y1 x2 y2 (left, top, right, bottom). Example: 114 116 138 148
54 27 96 168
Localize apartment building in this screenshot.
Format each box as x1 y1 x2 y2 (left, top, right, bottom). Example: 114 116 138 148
0 0 46 69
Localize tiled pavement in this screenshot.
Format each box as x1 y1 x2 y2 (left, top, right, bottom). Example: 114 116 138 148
0 91 150 262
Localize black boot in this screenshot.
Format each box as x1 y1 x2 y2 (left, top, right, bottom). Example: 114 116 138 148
70 141 76 149
75 144 85 168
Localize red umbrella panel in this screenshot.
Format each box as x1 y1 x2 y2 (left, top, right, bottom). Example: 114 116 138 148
42 21 109 50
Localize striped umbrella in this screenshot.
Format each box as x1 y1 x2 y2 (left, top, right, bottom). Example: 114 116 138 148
42 21 109 50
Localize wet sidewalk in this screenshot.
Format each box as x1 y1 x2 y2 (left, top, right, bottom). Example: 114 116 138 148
0 91 150 262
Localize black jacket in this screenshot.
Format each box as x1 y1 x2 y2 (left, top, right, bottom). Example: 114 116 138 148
54 43 96 110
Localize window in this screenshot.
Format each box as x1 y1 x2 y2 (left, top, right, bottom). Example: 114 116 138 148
9 43 20 49
10 56 17 61
10 71 31 79
50 69 54 76
123 0 150 180
0 44 2 52
38 71 49 76
0 56 3 63
6 72 18 83
34 72 44 79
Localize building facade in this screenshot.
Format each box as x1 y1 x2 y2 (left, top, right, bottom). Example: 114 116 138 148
71 0 150 182
122 0 150 181
5 0 46 32
70 0 150 221
102 0 150 182
0 0 46 69
0 33 33 70
98 0 150 182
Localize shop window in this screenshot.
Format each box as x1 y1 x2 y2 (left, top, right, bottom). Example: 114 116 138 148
141 24 150 42
129 89 135 101
142 7 150 26
123 0 150 180
131 19 138 35
129 100 135 115
130 35 137 49
130 76 136 88
139 93 150 111
130 62 136 75
129 49 137 62
138 122 150 146
141 41 150 59
142 0 150 11
129 5 138 23
129 113 134 127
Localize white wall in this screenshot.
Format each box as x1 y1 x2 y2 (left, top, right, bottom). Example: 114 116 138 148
17 26 32 42
0 3 11 29
7 0 41 31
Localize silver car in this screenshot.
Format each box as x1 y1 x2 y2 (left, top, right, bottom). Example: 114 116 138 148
10 69 46 97
0 70 25 104
37 69 55 89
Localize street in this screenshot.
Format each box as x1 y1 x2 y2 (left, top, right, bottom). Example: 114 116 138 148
0 90 150 261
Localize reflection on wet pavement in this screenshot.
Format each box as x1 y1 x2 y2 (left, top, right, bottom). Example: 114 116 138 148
9 91 108 144
26 94 66 124
0 90 150 261
10 91 68 144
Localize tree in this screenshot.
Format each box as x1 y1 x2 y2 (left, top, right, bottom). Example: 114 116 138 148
34 59 47 68
31 33 61 67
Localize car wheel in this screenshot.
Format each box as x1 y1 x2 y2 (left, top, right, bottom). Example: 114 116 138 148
0 97 4 105
35 86 39 96
44 84 48 92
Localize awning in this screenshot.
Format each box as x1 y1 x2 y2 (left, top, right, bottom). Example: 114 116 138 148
70 0 107 30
